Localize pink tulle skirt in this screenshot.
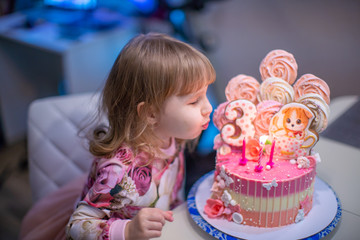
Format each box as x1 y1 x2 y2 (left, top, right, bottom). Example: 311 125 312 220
20 174 87 240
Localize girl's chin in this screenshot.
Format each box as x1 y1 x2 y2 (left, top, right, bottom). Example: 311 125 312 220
178 128 204 140
188 130 203 140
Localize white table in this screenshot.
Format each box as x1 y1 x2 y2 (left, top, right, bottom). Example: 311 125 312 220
158 95 360 240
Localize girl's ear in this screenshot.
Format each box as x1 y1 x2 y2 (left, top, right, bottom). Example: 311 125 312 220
137 102 158 125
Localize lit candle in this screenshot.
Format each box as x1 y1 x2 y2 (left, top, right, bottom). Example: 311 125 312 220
267 140 275 167
239 138 248 165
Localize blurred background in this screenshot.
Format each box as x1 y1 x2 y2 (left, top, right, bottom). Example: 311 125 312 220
0 0 359 238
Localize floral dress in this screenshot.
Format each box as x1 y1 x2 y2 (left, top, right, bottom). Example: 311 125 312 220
66 139 185 240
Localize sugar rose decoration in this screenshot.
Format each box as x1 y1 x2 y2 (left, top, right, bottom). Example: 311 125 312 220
245 138 261 161
204 199 225 218
259 49 298 84
225 74 260 104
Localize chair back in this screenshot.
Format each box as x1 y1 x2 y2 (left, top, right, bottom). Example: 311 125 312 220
27 92 101 202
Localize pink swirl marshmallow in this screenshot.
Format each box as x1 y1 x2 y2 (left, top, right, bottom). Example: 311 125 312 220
254 100 283 137
225 74 260 104
293 74 330 105
259 49 298 84
212 101 231 130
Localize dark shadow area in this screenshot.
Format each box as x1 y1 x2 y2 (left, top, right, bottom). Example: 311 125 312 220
185 148 216 197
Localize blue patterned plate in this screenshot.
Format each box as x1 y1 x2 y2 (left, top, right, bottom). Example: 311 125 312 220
187 171 342 240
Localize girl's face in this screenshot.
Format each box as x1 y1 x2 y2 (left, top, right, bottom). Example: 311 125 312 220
155 85 213 147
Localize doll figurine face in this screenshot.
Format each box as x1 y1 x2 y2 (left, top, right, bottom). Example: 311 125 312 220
154 85 213 146
285 109 308 132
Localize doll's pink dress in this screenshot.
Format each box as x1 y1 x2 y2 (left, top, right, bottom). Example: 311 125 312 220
20 138 185 240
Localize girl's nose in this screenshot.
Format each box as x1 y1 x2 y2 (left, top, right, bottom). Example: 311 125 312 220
202 97 213 116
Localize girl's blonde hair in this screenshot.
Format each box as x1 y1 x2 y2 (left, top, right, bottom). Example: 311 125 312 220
89 33 216 158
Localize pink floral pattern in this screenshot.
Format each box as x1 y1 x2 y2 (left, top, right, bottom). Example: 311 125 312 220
127 166 151 196
85 164 125 208
115 147 133 165
68 142 185 240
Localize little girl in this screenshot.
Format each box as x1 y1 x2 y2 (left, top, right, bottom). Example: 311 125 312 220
65 33 216 239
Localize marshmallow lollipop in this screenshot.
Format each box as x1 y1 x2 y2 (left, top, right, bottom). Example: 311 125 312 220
259 49 298 84
293 74 330 105
296 93 330 133
254 100 283 137
225 74 260 104
258 77 295 105
213 101 231 130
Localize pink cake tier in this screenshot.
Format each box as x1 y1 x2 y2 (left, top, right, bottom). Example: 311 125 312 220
212 151 317 228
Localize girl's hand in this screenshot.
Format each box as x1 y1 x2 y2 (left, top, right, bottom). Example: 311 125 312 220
125 208 174 240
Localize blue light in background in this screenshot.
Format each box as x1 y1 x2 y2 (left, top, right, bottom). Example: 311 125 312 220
131 0 159 14
169 9 185 28
197 85 219 155
44 0 97 10
165 0 187 8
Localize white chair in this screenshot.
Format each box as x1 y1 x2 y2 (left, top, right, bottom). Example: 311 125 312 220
27 92 101 203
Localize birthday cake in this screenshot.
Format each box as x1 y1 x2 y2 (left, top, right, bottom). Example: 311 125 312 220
204 50 330 228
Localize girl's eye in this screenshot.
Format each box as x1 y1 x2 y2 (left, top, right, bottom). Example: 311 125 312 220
190 98 199 105
286 118 291 123
296 119 301 124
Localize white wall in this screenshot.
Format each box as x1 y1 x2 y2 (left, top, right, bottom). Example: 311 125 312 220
190 0 360 102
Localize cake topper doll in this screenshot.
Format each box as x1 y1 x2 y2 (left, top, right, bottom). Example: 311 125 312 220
282 106 313 139
269 103 317 159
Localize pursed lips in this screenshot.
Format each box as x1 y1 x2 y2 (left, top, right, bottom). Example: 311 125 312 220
202 120 210 130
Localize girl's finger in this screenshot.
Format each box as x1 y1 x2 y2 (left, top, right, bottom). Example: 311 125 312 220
147 213 166 225
146 209 173 223
163 210 174 222
147 221 163 231
146 229 162 239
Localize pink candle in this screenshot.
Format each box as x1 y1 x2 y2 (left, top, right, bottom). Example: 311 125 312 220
239 138 248 165
255 150 263 172
267 140 275 167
